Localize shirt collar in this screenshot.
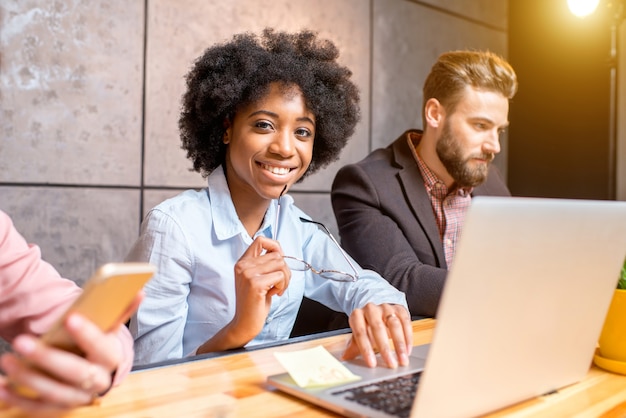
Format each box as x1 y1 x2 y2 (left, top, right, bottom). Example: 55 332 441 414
408 134 473 197
207 166 280 240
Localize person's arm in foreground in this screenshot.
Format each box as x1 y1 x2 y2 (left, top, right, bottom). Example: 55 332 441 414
0 211 136 412
0 304 138 412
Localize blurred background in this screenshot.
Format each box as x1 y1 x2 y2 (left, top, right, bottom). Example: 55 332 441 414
1 0 624 330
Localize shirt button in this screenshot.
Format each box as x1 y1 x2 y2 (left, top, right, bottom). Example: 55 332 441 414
266 317 273 324
445 239 452 246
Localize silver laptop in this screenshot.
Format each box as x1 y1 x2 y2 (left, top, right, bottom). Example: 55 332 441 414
268 196 626 418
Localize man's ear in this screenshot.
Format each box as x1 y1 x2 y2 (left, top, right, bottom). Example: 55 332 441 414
424 98 444 129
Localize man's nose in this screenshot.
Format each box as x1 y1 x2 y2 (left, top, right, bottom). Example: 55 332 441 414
483 131 501 154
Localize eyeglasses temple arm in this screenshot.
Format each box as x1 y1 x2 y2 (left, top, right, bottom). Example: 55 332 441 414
273 185 287 239
298 217 360 277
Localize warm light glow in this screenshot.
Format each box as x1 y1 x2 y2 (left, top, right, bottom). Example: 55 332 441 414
567 0 601 17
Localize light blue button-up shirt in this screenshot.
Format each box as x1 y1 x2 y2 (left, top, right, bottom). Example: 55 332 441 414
127 167 408 366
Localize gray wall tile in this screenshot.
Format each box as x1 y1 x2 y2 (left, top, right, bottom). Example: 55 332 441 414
417 0 508 29
0 1 145 186
0 187 140 286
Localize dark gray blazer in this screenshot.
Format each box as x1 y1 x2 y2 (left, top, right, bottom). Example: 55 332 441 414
331 129 511 317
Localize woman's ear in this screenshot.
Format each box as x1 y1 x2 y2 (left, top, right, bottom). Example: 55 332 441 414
424 98 444 129
223 119 231 144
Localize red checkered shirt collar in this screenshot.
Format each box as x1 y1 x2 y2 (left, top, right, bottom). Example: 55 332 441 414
408 134 472 267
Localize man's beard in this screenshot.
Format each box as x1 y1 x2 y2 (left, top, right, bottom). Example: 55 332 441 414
436 122 494 188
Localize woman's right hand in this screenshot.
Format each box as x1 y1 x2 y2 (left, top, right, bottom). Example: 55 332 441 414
196 236 291 353
231 236 291 339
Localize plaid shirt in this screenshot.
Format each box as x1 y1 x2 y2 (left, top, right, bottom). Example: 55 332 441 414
409 136 472 267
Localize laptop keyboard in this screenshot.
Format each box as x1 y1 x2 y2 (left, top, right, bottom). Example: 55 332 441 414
331 371 422 418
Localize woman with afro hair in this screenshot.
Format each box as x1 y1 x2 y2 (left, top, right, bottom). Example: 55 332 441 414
126 29 412 369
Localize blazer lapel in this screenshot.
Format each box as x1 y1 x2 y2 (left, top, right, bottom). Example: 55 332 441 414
392 131 448 269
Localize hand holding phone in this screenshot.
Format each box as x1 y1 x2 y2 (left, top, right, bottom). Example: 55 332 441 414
6 262 155 402
41 262 156 355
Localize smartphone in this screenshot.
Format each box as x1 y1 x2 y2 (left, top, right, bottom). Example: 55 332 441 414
41 262 156 355
9 262 155 399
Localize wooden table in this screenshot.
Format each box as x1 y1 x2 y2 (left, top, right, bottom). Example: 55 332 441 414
5 319 626 417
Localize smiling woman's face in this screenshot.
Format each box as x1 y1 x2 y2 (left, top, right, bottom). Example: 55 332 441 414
224 83 316 206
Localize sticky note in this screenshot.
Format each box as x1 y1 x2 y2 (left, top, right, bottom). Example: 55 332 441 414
274 345 361 388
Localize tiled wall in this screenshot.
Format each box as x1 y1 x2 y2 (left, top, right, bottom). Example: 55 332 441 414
0 0 507 293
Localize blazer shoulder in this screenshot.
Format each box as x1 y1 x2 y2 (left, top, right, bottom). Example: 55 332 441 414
351 130 416 168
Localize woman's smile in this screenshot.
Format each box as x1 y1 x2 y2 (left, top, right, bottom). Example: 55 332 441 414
224 82 315 205
258 162 295 176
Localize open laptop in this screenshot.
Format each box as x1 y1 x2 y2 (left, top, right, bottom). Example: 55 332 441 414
268 196 626 418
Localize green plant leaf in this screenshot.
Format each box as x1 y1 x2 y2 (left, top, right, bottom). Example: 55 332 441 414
619 257 626 290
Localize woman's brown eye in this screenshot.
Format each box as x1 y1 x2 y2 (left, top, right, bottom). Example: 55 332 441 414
256 121 273 130
296 129 311 137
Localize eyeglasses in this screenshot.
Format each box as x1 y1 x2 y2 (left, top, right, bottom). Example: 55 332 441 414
283 255 356 282
285 218 358 282
274 192 358 282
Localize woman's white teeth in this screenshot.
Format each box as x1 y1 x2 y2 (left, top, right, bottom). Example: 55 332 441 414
262 164 290 175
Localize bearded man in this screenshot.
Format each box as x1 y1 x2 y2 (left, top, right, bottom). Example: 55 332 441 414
331 50 518 318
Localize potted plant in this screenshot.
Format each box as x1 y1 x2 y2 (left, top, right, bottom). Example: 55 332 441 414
594 257 626 374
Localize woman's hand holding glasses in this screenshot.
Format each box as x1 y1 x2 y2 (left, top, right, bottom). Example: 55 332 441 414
196 236 291 354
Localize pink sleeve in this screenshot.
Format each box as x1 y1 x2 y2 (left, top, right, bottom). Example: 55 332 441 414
0 210 134 382
0 211 80 341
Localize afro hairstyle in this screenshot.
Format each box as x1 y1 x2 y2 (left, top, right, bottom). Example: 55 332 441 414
178 28 361 179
